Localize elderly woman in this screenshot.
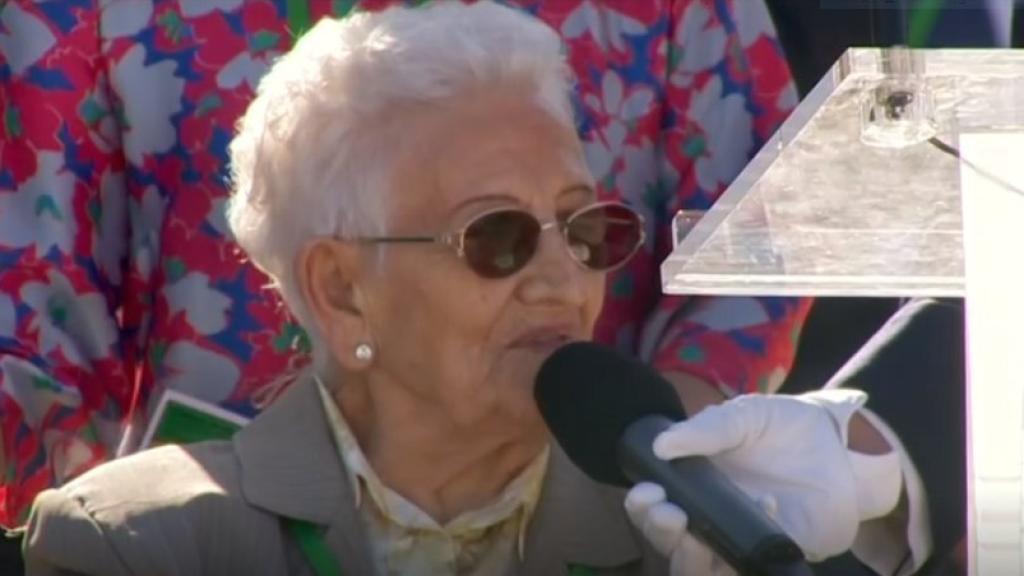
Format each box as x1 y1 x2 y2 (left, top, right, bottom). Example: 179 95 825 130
19 3 925 576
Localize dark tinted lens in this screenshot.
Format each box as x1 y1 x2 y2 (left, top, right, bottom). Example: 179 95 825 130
565 204 643 270
462 210 541 278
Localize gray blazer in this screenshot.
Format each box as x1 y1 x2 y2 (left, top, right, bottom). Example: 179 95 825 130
21 376 668 575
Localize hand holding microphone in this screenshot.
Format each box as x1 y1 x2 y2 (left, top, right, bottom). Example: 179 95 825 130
624 481 739 576
535 342 905 575
631 390 905 569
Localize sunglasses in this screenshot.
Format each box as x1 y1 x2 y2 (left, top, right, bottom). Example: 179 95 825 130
354 202 646 279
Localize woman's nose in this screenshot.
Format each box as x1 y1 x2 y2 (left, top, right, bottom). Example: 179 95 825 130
514 225 589 306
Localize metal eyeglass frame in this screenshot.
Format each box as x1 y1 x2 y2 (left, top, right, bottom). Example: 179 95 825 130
349 201 647 273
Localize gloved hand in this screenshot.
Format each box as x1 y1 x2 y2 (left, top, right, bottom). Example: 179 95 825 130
624 482 738 576
624 389 904 571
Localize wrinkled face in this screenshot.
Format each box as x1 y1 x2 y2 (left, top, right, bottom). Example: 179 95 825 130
358 87 605 435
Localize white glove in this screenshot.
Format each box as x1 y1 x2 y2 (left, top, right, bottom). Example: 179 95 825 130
624 482 737 576
625 390 904 567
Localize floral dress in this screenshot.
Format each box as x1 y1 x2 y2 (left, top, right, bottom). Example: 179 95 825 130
0 0 810 527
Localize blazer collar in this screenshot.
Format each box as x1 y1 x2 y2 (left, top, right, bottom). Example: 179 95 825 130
234 373 351 524
233 373 647 575
234 374 376 575
520 445 647 574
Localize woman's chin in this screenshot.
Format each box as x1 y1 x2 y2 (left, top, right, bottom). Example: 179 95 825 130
504 342 567 367
496 349 553 388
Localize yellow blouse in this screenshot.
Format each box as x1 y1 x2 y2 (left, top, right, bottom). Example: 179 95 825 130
315 379 549 576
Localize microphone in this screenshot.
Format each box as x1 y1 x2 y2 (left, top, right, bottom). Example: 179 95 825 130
534 342 813 576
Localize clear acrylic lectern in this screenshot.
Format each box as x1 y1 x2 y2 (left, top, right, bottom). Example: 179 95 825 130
661 48 1024 575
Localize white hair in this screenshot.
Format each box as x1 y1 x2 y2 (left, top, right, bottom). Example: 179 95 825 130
227 1 575 368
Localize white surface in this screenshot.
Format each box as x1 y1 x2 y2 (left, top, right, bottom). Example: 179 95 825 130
961 132 1024 576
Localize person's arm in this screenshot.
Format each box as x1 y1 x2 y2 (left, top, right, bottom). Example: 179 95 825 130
0 0 133 528
20 488 133 576
650 0 812 415
626 388 910 574
825 298 965 574
629 300 957 575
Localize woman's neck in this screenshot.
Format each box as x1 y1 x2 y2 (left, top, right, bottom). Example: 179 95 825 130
331 376 546 524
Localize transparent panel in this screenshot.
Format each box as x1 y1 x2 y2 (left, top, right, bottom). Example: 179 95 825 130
662 48 1024 297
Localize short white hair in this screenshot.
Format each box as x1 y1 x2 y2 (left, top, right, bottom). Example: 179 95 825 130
227 1 575 367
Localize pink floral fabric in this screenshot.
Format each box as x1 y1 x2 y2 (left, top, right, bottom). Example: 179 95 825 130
0 0 810 526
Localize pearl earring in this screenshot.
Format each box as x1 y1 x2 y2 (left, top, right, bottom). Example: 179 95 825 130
354 343 374 362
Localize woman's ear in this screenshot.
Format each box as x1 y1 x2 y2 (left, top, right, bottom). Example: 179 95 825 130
296 239 373 371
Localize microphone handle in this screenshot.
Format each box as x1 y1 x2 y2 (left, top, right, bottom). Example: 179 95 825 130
763 564 816 576
619 415 814 576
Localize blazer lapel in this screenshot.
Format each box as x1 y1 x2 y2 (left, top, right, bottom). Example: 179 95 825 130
233 375 656 576
520 446 653 575
233 374 374 576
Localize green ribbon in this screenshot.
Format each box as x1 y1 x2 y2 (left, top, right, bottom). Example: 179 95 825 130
284 518 344 576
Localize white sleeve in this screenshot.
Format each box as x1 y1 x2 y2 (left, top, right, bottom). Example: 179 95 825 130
849 408 933 576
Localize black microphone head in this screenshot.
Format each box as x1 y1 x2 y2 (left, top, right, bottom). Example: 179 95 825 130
535 341 686 487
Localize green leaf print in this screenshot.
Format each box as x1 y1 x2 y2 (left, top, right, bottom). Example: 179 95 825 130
333 0 358 17
157 10 187 44
31 374 63 395
249 30 281 53
79 98 107 126
164 258 187 283
681 133 706 159
34 195 62 220
677 345 705 364
4 105 22 138
195 93 223 118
